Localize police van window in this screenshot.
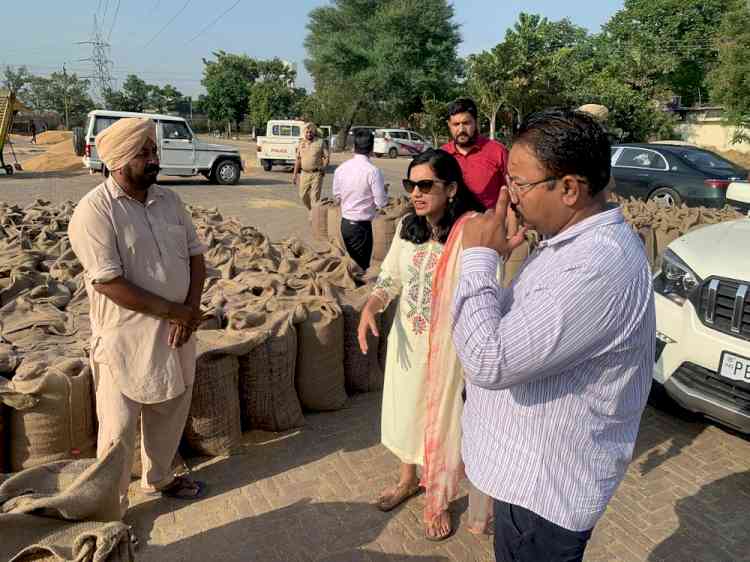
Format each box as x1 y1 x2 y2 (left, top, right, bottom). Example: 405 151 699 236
292 126 301 136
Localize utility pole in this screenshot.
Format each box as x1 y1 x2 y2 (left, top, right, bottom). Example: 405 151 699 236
62 63 70 130
77 14 114 105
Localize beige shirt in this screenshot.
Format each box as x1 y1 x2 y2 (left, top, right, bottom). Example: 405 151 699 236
68 178 207 404
297 138 328 172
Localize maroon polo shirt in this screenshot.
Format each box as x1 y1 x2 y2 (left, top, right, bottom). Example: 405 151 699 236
442 136 509 209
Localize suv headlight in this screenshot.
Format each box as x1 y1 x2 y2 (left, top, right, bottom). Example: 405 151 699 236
654 249 702 306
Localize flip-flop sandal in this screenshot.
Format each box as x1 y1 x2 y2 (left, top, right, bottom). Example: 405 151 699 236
425 512 453 542
147 475 204 500
375 483 421 512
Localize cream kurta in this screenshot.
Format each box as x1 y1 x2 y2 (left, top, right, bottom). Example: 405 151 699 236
68 178 207 404
373 219 443 465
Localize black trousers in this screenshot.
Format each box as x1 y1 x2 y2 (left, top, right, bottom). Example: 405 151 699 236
494 499 592 562
340 218 373 271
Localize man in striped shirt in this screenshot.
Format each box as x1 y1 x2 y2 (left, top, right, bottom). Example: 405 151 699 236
453 110 655 561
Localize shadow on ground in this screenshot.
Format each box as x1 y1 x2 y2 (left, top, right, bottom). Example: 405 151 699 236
139 498 449 562
648 470 750 562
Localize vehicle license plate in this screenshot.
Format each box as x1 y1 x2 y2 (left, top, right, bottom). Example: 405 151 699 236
719 351 750 383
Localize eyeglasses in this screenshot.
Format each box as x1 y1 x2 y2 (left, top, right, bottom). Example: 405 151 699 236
505 173 557 194
402 178 447 194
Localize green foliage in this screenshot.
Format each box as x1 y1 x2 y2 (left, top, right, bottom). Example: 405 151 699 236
604 0 731 105
201 51 259 128
304 0 461 135
2 66 33 97
246 58 307 128
104 75 187 114
25 72 94 128
708 0 750 142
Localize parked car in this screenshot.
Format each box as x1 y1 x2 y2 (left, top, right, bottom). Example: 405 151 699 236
373 128 432 158
83 110 244 185
256 120 331 171
653 217 750 433
610 143 748 208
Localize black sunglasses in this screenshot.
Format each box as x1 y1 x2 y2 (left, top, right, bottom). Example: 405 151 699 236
402 178 447 194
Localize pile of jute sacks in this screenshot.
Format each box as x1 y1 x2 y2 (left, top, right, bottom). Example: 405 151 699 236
0 197 412 478
0 195 745 478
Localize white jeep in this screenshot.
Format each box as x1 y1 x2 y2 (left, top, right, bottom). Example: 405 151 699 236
83 110 244 185
654 181 750 432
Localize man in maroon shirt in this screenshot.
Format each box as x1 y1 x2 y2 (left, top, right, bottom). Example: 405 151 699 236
442 98 509 209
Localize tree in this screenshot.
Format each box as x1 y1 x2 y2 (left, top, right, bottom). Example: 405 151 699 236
604 0 731 106
25 72 94 128
2 66 32 97
708 0 750 142
412 96 449 146
247 81 307 129
104 74 151 112
304 0 461 138
466 50 507 140
201 51 259 133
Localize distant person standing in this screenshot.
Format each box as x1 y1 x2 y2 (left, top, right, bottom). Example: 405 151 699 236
29 121 37 144
332 129 388 270
293 122 330 215
442 98 508 209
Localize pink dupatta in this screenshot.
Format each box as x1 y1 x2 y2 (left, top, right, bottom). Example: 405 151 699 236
421 212 493 529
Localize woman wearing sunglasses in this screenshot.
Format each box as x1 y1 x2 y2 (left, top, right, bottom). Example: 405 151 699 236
357 148 493 541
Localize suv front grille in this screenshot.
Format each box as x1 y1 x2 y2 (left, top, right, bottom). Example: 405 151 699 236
696 278 750 341
673 362 750 413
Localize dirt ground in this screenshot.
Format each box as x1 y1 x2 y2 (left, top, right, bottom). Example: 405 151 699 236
1 146 749 561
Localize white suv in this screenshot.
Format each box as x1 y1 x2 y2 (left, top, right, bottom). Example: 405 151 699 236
654 211 750 432
373 129 432 158
83 110 244 185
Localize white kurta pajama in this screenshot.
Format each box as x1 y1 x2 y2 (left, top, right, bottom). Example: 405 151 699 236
69 177 207 515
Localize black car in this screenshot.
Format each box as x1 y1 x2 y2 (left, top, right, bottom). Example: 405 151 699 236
610 143 748 208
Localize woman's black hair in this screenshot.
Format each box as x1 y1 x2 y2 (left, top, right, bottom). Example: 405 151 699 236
400 149 485 245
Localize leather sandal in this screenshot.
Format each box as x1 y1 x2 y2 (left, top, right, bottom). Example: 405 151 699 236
147 475 204 500
375 482 421 512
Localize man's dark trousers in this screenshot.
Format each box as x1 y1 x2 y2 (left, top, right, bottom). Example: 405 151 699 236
341 217 373 271
494 499 592 562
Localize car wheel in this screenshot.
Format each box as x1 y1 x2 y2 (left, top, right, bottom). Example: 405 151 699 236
214 160 241 185
4 165 14 175
388 147 398 159
102 166 110 178
648 187 682 208
261 159 273 172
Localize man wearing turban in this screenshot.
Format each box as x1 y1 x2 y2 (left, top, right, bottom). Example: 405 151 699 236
292 122 329 215
69 118 207 517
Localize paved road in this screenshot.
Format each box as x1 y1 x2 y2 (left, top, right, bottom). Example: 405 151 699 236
2 157 749 561
0 152 410 243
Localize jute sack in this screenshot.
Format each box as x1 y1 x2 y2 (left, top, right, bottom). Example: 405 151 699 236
0 402 6 473
638 226 657 270
378 299 399 374
3 355 96 472
339 286 384 393
238 309 305 431
270 297 347 411
327 206 344 248
183 355 241 457
312 199 335 241
372 215 399 264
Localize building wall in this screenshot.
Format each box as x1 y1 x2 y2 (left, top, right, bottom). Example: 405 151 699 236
675 121 750 154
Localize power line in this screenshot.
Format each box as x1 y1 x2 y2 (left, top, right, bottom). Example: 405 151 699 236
186 0 242 43
107 0 121 40
143 0 192 48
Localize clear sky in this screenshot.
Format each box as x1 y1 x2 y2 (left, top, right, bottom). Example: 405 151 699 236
1 0 624 97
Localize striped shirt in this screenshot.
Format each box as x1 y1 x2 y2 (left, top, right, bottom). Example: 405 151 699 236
452 206 655 532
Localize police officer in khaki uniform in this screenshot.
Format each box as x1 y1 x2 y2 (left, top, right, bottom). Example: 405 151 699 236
293 122 329 213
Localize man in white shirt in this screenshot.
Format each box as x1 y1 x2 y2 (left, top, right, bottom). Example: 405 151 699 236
332 129 388 270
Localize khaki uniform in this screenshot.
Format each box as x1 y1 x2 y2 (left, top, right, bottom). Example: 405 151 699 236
297 138 328 210
68 177 207 515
